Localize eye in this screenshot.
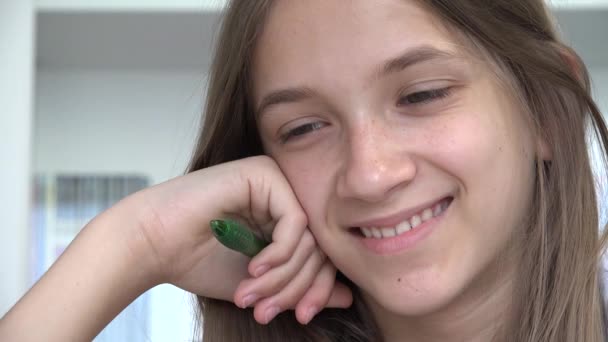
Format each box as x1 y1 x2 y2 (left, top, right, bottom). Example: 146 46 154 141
280 121 327 143
397 87 452 106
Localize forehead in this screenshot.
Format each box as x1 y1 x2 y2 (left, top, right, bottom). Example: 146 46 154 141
251 0 463 102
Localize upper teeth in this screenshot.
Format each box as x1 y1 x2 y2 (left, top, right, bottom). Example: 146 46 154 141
360 199 449 239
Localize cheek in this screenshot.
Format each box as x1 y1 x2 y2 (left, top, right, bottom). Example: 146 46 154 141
273 153 336 225
427 100 532 185
422 113 499 178
430 107 536 238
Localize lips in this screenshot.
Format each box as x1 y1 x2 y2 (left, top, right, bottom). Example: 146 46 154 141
349 196 454 233
350 196 454 254
358 197 451 239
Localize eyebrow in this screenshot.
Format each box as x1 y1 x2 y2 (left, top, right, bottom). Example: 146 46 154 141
256 45 459 117
256 87 317 118
378 45 458 79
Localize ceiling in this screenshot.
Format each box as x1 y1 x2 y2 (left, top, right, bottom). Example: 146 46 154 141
36 9 608 70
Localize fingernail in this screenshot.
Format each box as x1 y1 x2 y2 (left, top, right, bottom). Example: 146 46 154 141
254 265 269 277
305 306 318 324
264 306 280 323
241 294 258 308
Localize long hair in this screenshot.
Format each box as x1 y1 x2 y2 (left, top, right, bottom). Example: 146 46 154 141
187 1 608 340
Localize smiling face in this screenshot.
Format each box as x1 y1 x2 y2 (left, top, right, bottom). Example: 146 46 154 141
253 0 538 327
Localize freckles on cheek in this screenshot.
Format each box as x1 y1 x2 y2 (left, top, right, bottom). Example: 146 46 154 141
278 159 327 216
430 114 503 177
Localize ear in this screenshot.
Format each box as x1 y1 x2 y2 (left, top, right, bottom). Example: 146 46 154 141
557 45 585 84
536 135 552 161
534 45 582 162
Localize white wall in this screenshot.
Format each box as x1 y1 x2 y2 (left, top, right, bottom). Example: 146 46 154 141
34 68 206 341
35 69 205 184
0 0 34 315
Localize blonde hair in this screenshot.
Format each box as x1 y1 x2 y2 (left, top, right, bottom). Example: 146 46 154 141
187 1 608 340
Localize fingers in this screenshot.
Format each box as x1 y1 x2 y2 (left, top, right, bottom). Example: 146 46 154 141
214 157 354 325
325 281 353 309
240 158 309 276
247 212 308 277
234 228 353 325
250 248 326 324
238 253 353 325
294 262 353 324
234 230 316 307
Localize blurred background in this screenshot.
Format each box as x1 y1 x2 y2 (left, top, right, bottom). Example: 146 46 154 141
1 0 607 341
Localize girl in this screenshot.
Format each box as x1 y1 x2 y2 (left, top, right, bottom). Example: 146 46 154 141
2 0 607 341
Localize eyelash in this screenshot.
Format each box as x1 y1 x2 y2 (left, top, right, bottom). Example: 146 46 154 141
280 121 326 144
279 87 453 143
397 87 452 106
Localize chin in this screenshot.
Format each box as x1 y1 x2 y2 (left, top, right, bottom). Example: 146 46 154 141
361 275 463 317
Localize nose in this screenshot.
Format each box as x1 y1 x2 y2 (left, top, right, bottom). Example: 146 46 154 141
336 120 416 203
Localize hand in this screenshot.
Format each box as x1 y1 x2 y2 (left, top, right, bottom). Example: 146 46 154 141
234 230 352 324
0 156 351 341
131 156 352 324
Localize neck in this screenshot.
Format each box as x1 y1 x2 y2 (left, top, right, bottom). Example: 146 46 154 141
366 255 517 342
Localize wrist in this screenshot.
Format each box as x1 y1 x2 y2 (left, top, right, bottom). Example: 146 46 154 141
0 194 163 341
95 193 166 288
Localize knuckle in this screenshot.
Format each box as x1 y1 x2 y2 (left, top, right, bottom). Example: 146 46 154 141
259 279 286 297
250 154 274 165
294 212 308 228
276 244 293 261
253 155 280 172
286 212 308 233
263 244 288 264
315 247 326 261
301 230 316 250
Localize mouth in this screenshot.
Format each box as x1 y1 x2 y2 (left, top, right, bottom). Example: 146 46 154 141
349 196 453 239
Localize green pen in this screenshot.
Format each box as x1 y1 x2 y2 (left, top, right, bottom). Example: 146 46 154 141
210 219 269 257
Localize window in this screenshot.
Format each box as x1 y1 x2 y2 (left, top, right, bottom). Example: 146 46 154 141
32 174 151 341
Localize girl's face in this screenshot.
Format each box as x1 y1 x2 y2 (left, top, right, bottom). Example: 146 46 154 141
254 0 539 322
